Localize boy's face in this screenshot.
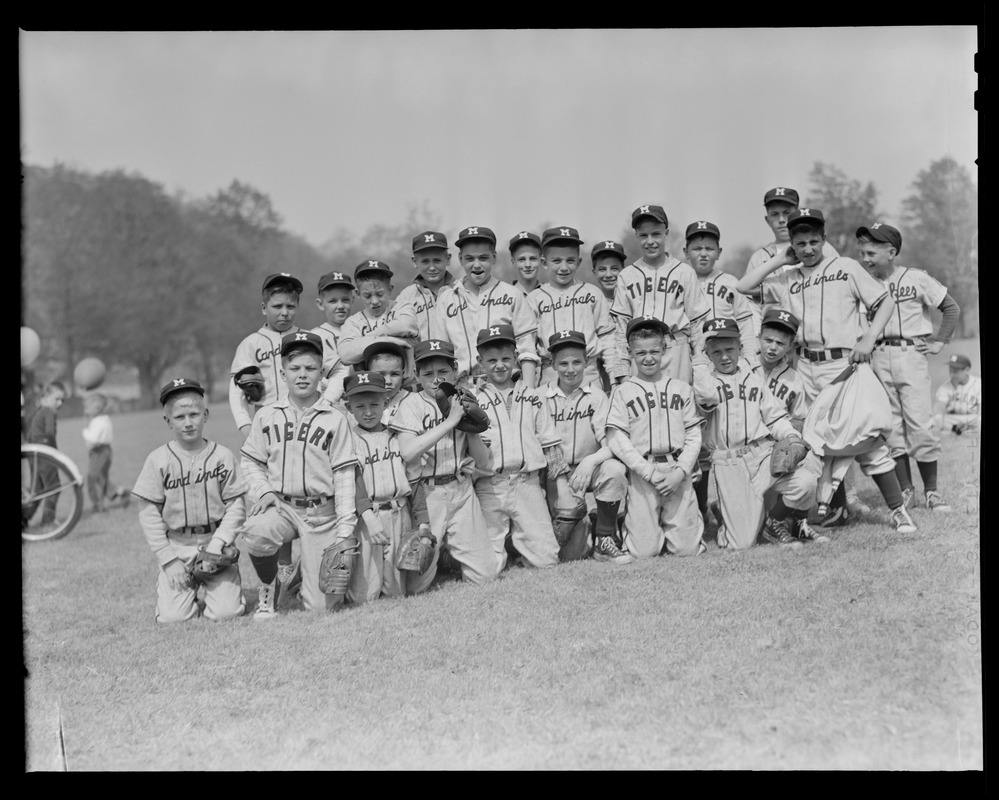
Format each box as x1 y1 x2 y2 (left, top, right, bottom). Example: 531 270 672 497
764 201 797 242
316 287 353 326
164 394 208 445
949 365 971 386
542 245 581 287
634 220 668 262
628 333 665 379
553 346 586 392
368 353 405 395
345 392 387 430
41 387 66 410
477 343 517 389
512 245 542 284
706 337 742 374
684 235 722 276
262 291 299 332
789 228 826 269
412 247 451 288
356 277 393 317
459 242 496 288
83 395 103 416
857 240 896 276
282 351 323 400
592 255 623 295
417 357 458 394
758 326 794 367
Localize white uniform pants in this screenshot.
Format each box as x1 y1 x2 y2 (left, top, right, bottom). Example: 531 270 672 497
871 343 941 461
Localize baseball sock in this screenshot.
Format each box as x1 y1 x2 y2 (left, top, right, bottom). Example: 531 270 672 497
894 455 914 491
831 482 847 509
594 500 621 539
249 553 279 585
872 471 904 510
694 468 710 514
277 540 293 567
916 460 938 493
770 496 790 521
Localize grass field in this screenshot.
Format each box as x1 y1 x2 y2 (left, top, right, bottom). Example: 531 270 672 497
23 344 982 771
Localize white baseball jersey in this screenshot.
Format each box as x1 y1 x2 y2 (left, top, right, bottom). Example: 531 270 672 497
433 277 539 376
745 242 840 331
338 301 419 357
311 321 345 378
527 281 614 363
542 380 610 466
750 359 808 422
388 390 474 479
876 265 948 339
692 365 798 451
936 376 982 417
698 271 757 354
611 256 710 332
350 424 411 504
229 325 303 430
395 272 457 341
473 381 561 474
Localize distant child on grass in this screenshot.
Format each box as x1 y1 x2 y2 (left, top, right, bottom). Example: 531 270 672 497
26 380 68 525
132 379 246 623
81 392 129 512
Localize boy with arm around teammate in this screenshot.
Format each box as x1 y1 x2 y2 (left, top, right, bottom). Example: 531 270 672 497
311 270 354 404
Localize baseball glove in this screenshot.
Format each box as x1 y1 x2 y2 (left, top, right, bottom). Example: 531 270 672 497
434 381 490 434
233 366 265 403
188 543 240 585
770 436 811 478
395 527 437 574
552 499 588 549
318 536 360 597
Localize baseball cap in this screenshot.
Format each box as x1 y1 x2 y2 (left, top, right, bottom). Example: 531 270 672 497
354 260 393 280
948 354 972 369
702 317 741 340
159 377 205 406
626 315 670 338
317 270 354 292
413 339 456 364
342 371 389 397
763 187 800 207
476 324 517 349
856 222 902 253
787 208 825 231
412 231 448 253
361 341 408 368
509 231 542 253
262 273 304 294
631 204 669 229
541 226 584 249
280 330 323 358
591 240 627 262
455 226 497 249
761 308 800 336
684 220 721 242
547 330 587 353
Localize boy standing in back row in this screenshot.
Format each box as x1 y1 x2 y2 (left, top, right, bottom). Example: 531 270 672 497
311 270 354 404
396 231 458 341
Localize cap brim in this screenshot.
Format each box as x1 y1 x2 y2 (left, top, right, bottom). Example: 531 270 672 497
705 331 741 340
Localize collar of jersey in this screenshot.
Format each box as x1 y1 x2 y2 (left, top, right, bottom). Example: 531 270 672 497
545 381 591 399
415 271 456 290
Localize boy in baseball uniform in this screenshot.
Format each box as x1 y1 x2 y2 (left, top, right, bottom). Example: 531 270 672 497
510 231 544 297
935 354 981 434
610 205 710 383
433 226 541 388
605 316 704 559
857 222 960 512
396 231 458 341
388 339 500 584
471 324 569 570
542 330 630 563
132 379 246 623
312 270 354 404
361 341 411 421
736 208 916 534
528 226 618 389
591 239 628 393
239 331 359 619
692 318 820 550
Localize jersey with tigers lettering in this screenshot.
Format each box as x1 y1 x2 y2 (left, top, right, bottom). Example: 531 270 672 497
472 381 562 473
433 277 539 378
228 325 303 431
750 358 808 424
691 365 798 450
745 242 839 335
542 380 610 466
528 281 615 365
395 272 457 341
387 390 474 480
605 376 701 471
698 271 757 357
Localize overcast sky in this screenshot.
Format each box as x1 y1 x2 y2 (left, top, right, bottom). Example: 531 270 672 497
19 28 978 260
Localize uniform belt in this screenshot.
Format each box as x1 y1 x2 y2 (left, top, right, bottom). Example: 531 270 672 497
713 439 770 459
279 493 330 508
174 521 222 536
877 338 917 347
797 346 849 363
422 473 459 486
373 499 404 511
647 451 682 463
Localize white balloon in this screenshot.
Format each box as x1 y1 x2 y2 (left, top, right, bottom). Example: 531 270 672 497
21 327 40 368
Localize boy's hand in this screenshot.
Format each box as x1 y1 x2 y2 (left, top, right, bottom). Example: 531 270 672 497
366 515 390 546
914 338 944 355
783 245 800 266
849 338 875 364
204 536 225 556
249 491 277 516
163 559 192 592
651 464 685 496
569 456 597 494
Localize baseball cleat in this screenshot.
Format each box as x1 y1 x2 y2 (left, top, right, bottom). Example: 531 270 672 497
889 505 917 534
277 559 302 608
901 487 915 509
761 516 802 550
925 491 952 512
254 579 278 620
796 518 830 544
814 502 849 527
593 536 634 564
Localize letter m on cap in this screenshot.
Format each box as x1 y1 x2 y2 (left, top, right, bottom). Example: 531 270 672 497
489 326 500 336
358 373 370 384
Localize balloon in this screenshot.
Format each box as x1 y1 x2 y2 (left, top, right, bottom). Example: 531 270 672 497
74 357 107 390
21 327 40 368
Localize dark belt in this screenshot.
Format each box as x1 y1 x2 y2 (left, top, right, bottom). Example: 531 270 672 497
648 451 682 463
373 499 404 511
176 521 222 535
279 493 330 508
797 346 849 363
422 473 459 486
877 338 917 347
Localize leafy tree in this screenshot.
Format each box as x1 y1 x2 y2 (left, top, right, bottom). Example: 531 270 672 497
719 244 757 278
805 162 883 258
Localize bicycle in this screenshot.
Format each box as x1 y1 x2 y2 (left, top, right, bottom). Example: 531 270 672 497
21 442 84 542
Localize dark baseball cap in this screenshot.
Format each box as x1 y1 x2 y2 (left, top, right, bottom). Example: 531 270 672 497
317 270 354 292
856 222 902 253
280 330 323 358
948 354 972 369
412 231 449 253
541 226 584 249
455 226 497 248
684 220 721 242
547 330 587 353
343 371 389 397
761 308 800 336
262 273 304 294
626 315 670 338
159 377 206 406
763 187 800 207
631 204 669 229
509 231 542 253
787 208 825 230
476 324 517 348
354 260 393 280
591 240 627 262
413 339 456 364
362 341 408 367
702 317 740 340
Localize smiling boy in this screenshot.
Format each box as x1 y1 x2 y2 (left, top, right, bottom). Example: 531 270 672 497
509 230 544 296
396 231 458 341
311 270 354 404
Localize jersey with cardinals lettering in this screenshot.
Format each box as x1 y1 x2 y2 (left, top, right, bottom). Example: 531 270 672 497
388 390 474 479
473 381 561 474
349 424 410 504
396 273 457 341
542 381 610 466
434 277 539 376
692 365 798 451
338 301 419 353
229 325 303 429
528 281 614 363
875 265 948 339
605 377 702 469
745 242 840 332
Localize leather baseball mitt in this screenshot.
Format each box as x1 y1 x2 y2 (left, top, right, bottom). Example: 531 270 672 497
770 436 811 478
396 526 437 574
434 381 490 434
318 536 360 597
233 366 265 403
552 499 588 549
188 543 240 585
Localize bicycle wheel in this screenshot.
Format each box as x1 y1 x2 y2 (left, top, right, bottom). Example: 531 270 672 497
21 448 83 542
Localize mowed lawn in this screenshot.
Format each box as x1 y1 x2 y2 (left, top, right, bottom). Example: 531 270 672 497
23 344 982 771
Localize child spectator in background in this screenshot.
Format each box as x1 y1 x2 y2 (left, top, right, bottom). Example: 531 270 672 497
82 392 129 513
26 380 68 525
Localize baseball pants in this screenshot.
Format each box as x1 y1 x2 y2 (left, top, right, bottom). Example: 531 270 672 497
240 499 347 613
155 533 244 623
872 345 941 461
546 458 628 561
348 500 435 603
711 440 817 550
476 470 560 570
620 462 703 558
87 444 112 510
817 447 896 505
422 475 500 584
795 354 854 406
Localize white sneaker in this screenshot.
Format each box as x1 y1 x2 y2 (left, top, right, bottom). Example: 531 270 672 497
796 518 830 544
254 579 277 620
925 491 952 513
889 506 917 534
276 559 301 608
593 536 634 564
901 487 915 509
